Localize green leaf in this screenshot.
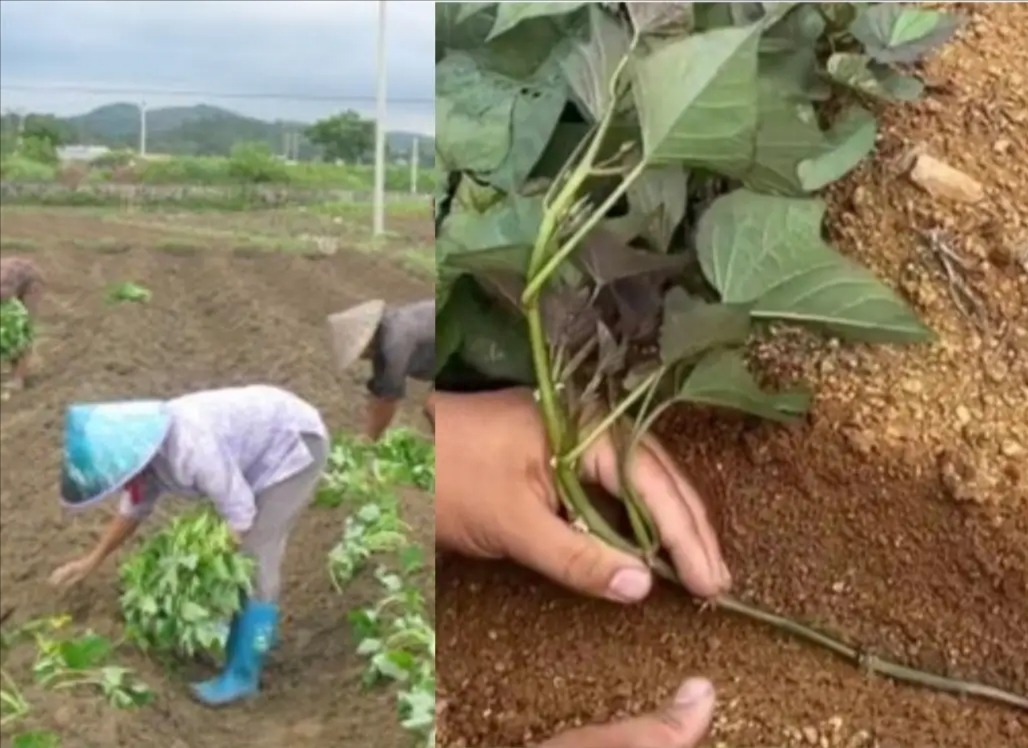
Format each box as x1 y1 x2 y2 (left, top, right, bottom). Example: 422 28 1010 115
759 3 824 54
577 228 688 286
12 730 60 748
179 601 208 623
850 5 963 64
435 298 464 375
626 163 689 252
826 53 925 102
438 194 543 275
435 52 518 173
436 266 458 310
454 177 505 213
483 52 568 192
678 348 810 421
457 2 494 25
487 2 590 41
819 2 858 31
743 88 824 195
692 3 735 31
58 633 111 670
107 282 151 304
659 288 752 364
559 5 633 122
796 106 877 191
730 3 767 26
447 276 536 385
695 190 934 342
436 3 497 58
626 2 695 37
634 23 763 172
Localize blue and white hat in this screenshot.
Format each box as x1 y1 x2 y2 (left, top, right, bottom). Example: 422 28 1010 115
60 400 171 508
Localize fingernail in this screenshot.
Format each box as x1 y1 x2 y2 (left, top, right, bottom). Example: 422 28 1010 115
674 678 714 707
607 567 651 603
720 560 732 588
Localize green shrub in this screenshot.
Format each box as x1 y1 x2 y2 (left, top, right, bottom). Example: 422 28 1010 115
0 154 57 182
18 136 58 166
227 141 291 184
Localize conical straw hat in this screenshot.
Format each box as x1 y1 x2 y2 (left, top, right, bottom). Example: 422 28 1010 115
60 400 171 508
326 299 386 372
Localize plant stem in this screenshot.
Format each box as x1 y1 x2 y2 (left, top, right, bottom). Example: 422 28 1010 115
52 677 99 690
563 369 661 465
527 305 566 458
523 160 646 304
646 556 1028 710
715 595 1028 711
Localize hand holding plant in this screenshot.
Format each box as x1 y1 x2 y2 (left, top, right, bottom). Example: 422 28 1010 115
435 388 729 602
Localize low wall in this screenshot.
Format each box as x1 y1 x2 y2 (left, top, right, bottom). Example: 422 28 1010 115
0 181 425 206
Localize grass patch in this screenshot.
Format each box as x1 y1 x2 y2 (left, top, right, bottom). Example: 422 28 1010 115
305 198 430 221
0 239 38 253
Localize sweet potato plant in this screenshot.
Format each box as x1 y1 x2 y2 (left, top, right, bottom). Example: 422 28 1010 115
119 510 254 660
0 299 33 363
436 2 1026 709
324 431 436 747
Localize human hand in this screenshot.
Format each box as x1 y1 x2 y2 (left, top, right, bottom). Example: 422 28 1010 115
538 678 715 748
434 388 731 603
48 555 98 588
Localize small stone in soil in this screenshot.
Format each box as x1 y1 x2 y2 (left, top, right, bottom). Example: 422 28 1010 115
1001 439 1024 457
909 154 985 203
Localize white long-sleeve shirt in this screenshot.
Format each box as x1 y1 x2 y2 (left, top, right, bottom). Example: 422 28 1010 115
118 385 328 533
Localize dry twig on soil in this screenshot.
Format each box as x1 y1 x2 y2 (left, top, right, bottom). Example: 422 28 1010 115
918 228 989 331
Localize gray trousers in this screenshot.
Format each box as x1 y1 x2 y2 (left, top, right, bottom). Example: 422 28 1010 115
242 433 329 602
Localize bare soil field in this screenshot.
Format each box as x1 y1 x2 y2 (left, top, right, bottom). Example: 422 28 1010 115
437 4 1027 747
0 200 433 275
0 206 433 748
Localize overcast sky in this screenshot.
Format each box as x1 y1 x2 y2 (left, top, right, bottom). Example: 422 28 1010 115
0 0 434 134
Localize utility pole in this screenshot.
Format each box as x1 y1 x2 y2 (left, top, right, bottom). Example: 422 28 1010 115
410 136 418 194
138 101 147 157
372 0 388 236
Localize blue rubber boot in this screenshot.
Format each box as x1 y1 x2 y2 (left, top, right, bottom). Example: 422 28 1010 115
191 600 278 706
218 596 278 652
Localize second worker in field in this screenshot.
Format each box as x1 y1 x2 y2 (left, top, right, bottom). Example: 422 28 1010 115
327 297 435 441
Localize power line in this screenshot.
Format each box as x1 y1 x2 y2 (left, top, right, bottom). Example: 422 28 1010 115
0 83 432 106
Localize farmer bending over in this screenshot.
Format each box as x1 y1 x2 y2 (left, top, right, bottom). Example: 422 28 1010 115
327 298 434 441
429 387 731 748
0 256 45 390
49 384 330 707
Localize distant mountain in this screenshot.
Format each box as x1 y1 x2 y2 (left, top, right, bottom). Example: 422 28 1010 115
50 103 434 164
